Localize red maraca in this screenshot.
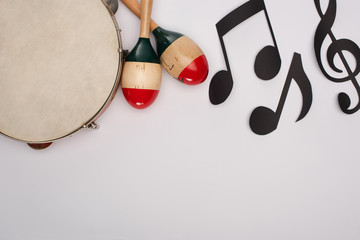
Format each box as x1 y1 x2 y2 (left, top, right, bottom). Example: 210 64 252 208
121 0 162 109
121 0 208 85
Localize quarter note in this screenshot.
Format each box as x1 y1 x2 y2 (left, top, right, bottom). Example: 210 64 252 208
314 0 360 114
209 0 281 105
250 53 313 135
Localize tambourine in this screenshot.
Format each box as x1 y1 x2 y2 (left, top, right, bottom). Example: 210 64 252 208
0 0 123 149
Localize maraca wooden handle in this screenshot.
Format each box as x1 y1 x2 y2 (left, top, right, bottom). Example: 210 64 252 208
121 0 159 31
140 0 153 38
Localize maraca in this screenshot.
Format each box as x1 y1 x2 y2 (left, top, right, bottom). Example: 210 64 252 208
121 0 162 109
121 0 209 85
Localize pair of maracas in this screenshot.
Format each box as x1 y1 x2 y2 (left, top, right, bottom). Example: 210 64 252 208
120 0 209 109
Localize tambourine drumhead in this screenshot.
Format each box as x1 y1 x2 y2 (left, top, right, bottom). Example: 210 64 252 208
0 0 122 143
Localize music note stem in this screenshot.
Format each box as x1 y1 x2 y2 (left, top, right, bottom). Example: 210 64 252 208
262 1 279 53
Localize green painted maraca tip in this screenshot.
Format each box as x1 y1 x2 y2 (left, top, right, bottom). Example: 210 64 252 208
126 38 160 64
152 26 183 56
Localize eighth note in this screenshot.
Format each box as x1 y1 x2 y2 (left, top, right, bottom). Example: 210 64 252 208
209 0 281 105
249 53 313 135
314 0 360 114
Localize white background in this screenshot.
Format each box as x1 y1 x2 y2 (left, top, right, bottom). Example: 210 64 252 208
1 0 360 239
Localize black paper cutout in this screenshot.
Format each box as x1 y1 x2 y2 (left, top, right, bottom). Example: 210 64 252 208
250 53 313 135
314 0 360 114
209 0 281 105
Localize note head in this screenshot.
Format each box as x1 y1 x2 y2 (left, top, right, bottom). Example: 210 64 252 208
338 92 352 114
209 70 233 105
254 45 281 80
250 106 278 135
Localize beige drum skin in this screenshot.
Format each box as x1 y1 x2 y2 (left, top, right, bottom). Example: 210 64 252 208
0 0 123 143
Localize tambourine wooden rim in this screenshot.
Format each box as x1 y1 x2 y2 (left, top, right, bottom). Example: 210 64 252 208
0 0 123 144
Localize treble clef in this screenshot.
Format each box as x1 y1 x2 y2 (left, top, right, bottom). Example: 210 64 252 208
314 0 360 114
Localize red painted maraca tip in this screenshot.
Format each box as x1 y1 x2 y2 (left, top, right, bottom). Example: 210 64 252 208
122 88 159 109
178 55 209 85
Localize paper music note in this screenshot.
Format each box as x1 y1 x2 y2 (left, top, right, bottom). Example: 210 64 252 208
314 0 360 114
249 53 313 135
209 0 281 105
